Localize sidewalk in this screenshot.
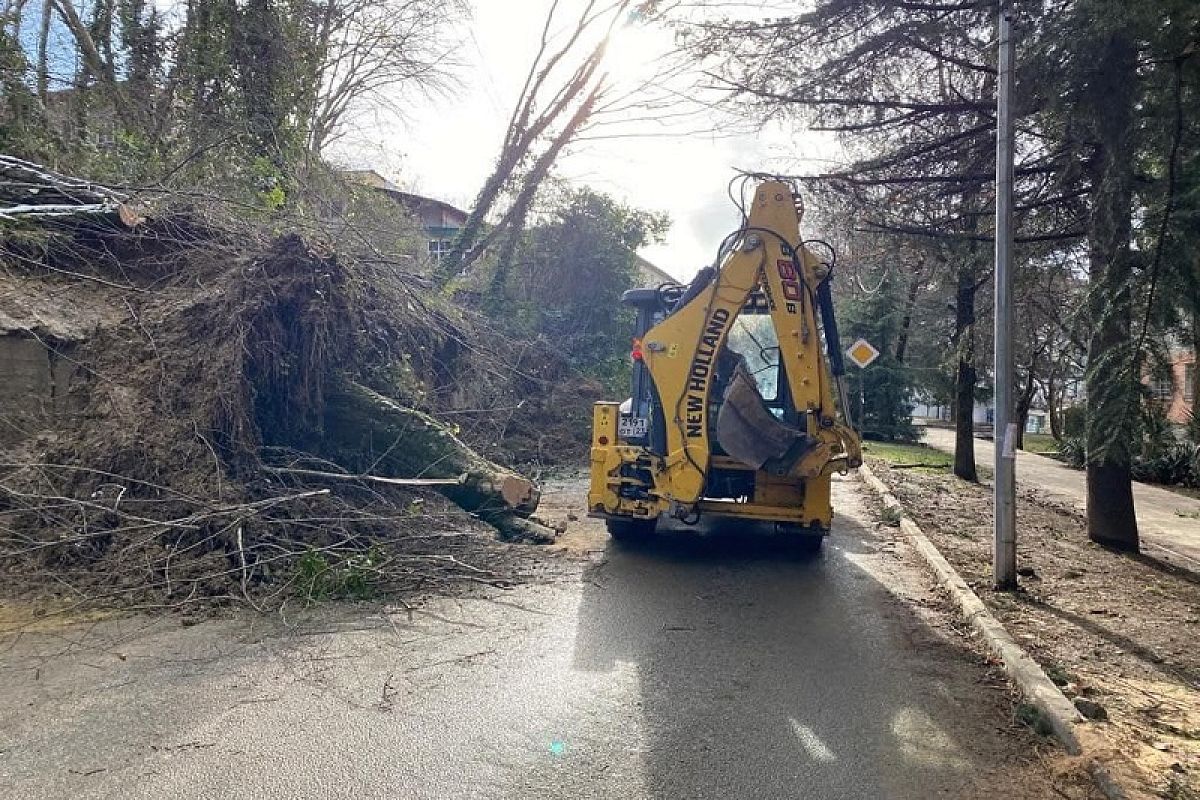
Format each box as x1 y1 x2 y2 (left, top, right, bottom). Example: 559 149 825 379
922 427 1200 572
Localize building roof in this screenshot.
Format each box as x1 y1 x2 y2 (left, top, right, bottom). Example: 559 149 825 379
634 254 676 286
340 169 469 223
391 191 470 225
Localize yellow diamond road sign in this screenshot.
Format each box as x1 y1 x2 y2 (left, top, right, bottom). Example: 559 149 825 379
846 338 881 368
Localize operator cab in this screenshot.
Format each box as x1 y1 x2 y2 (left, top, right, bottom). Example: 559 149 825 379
619 280 805 502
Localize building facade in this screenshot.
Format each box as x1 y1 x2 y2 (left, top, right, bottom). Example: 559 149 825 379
341 170 469 263
1152 349 1196 425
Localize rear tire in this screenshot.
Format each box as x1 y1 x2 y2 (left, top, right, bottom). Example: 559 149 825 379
792 535 825 554
606 516 657 543
775 522 826 554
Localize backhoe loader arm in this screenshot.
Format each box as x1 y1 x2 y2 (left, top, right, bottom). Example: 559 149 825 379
637 180 861 509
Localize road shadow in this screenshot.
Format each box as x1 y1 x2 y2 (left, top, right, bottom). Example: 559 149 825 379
571 509 1029 799
606 516 836 563
1011 591 1200 688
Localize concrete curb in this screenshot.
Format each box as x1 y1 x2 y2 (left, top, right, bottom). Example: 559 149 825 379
858 463 1128 800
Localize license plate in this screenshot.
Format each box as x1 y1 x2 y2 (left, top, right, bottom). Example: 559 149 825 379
618 416 648 438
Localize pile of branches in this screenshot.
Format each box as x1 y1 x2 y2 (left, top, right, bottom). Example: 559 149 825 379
0 155 134 223
0 169 556 611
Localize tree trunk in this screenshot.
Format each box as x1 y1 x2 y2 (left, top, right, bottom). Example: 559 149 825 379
484 187 536 314
455 85 603 279
1015 366 1037 450
51 0 133 125
953 260 978 481
437 167 509 285
1083 29 1139 551
1086 463 1138 551
1046 374 1061 441
36 0 52 102
319 381 554 541
894 263 923 364
1191 311 1200 443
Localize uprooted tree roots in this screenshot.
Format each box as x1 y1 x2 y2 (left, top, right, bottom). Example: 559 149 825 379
0 205 558 610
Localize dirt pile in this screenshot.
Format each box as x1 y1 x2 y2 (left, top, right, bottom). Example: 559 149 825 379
0 192 559 609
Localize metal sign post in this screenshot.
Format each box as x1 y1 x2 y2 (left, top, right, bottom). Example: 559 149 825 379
843 339 879 432
993 2 1017 590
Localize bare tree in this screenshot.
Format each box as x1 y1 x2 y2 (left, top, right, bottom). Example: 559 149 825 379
13 0 461 171
435 0 637 285
299 0 465 156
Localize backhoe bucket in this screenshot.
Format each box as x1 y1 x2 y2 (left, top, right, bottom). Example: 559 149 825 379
716 364 812 470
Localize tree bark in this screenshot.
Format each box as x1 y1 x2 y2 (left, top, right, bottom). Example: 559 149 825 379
437 168 509 284
1047 374 1063 441
36 0 51 102
51 0 134 126
1086 463 1138 551
456 84 603 280
319 381 554 541
1015 364 1037 450
894 261 923 364
484 189 535 314
435 3 619 287
953 259 978 481
1191 311 1199 442
1083 29 1139 551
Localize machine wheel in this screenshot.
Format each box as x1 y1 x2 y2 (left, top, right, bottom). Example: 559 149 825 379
606 516 658 543
775 522 826 554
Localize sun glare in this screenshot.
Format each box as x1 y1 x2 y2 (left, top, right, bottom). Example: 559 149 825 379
602 18 673 87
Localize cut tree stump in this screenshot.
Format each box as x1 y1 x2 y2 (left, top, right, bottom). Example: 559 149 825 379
320 381 554 542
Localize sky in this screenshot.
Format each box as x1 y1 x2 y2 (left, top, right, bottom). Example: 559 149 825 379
332 0 842 281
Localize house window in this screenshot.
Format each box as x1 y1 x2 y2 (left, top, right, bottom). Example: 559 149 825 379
428 239 452 262
1150 378 1174 401
1185 364 1195 402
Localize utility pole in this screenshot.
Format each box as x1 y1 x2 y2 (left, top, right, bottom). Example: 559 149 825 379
993 1 1017 590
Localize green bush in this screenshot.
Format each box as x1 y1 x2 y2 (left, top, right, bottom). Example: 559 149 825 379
1059 436 1200 487
293 548 381 602
1057 436 1087 468
1131 443 1200 487
1062 405 1086 437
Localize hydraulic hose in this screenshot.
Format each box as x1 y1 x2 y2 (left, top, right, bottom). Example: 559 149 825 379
816 278 844 377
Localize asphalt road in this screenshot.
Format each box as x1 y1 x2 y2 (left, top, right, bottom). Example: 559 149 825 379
0 477 1058 799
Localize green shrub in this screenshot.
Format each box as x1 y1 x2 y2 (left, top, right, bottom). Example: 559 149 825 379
1131 443 1200 487
1062 405 1086 437
1060 435 1200 487
293 548 381 602
1057 435 1087 468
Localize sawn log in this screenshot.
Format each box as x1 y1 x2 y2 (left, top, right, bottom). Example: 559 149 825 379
321 381 553 541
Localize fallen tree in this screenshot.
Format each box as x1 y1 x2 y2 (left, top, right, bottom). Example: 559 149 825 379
0 168 555 607
319 382 552 541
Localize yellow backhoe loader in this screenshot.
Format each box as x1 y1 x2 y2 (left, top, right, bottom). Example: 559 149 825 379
587 176 862 550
